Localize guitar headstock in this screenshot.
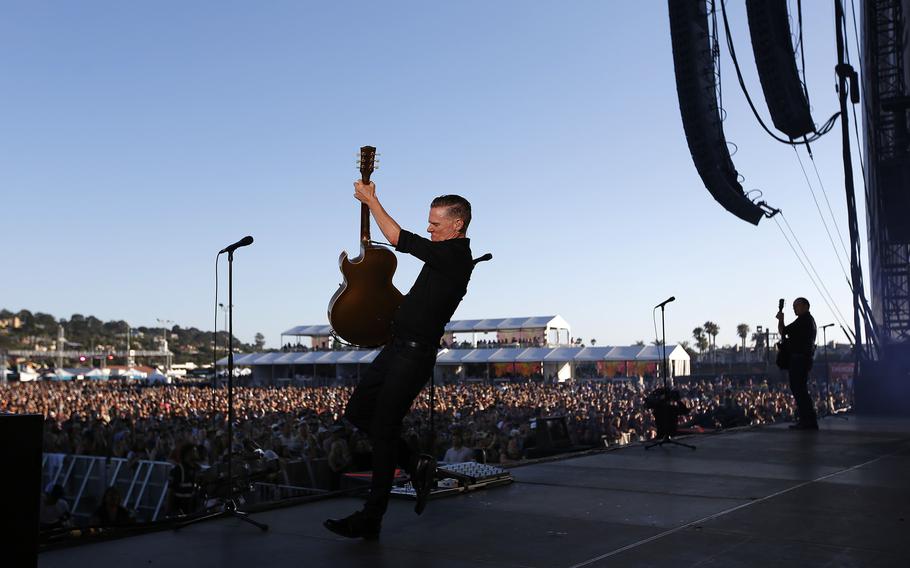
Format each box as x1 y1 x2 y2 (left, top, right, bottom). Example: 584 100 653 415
357 146 377 183
778 298 785 312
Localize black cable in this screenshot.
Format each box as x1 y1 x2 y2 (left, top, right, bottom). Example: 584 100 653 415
711 0 723 116
844 0 867 187
796 0 811 104
652 307 660 350
213 254 220 436
719 0 839 144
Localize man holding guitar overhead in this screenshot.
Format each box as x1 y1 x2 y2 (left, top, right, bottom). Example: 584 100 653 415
777 297 819 430
324 180 476 540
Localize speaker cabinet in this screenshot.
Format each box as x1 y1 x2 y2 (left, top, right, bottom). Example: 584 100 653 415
0 414 43 568
669 0 766 225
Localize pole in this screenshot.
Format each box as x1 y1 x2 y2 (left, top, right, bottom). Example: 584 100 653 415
227 251 234 491
177 245 266 531
56 325 63 371
765 328 770 369
834 0 865 374
661 305 669 389
821 323 835 415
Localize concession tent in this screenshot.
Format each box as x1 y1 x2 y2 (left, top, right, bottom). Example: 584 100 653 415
280 316 573 348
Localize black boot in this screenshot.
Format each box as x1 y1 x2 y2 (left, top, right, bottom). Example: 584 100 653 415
323 510 381 540
412 453 437 515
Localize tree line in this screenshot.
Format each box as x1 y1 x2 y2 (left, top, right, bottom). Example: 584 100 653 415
0 308 264 365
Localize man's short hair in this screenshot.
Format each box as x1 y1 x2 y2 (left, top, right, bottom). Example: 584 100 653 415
431 194 471 234
795 297 810 308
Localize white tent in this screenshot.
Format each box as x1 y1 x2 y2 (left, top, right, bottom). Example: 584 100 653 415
46 369 75 381
84 368 106 380
146 371 170 384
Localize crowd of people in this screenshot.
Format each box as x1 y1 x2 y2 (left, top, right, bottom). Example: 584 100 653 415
2 376 853 463
2 376 852 524
441 337 549 349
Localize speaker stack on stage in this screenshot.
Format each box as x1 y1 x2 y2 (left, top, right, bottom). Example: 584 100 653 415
0 414 43 568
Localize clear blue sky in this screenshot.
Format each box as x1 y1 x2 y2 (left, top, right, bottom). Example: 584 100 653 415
0 1 867 349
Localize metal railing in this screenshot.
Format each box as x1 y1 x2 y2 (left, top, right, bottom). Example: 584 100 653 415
42 453 172 525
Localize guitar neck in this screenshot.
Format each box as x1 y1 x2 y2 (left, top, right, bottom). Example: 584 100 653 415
360 202 371 243
357 145 376 245
360 169 373 244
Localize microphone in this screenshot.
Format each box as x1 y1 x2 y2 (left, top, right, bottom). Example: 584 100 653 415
473 253 493 265
219 236 254 255
820 323 835 329
654 296 675 309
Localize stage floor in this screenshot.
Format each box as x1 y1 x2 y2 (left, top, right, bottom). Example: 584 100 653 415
40 416 910 568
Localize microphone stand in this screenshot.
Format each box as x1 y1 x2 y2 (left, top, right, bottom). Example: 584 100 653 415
179 248 268 531
646 299 695 450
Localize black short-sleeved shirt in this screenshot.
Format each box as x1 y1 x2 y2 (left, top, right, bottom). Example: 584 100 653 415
393 229 474 344
784 312 817 356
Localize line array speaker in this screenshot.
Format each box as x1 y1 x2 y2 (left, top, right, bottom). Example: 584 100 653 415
746 0 815 139
669 0 766 225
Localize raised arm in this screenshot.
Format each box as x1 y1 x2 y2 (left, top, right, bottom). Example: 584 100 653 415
354 180 401 246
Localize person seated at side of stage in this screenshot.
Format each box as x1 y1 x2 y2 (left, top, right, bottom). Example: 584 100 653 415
39 484 72 531
443 432 475 463
90 486 134 527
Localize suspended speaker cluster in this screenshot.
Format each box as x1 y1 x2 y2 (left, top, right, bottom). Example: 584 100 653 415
669 0 766 225
745 0 815 139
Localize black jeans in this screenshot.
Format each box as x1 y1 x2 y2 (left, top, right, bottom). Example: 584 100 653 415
344 339 436 519
788 353 817 425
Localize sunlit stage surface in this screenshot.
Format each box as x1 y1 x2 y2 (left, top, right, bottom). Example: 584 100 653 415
40 416 910 568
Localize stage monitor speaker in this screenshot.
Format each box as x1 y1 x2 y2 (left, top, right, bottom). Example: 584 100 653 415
745 0 815 139
669 0 766 225
0 414 43 568
531 415 572 449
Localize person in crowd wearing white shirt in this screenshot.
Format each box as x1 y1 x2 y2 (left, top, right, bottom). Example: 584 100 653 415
443 432 475 463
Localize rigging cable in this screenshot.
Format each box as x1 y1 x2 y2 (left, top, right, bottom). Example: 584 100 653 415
846 0 868 188
772 215 852 334
779 211 853 328
793 146 852 274
804 149 852 261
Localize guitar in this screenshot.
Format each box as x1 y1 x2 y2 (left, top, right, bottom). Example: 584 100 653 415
327 146 404 347
775 298 790 369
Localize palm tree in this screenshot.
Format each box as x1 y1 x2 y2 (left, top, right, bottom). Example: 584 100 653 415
692 327 708 354
736 324 750 361
703 321 719 367
590 338 597 346
679 340 697 359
